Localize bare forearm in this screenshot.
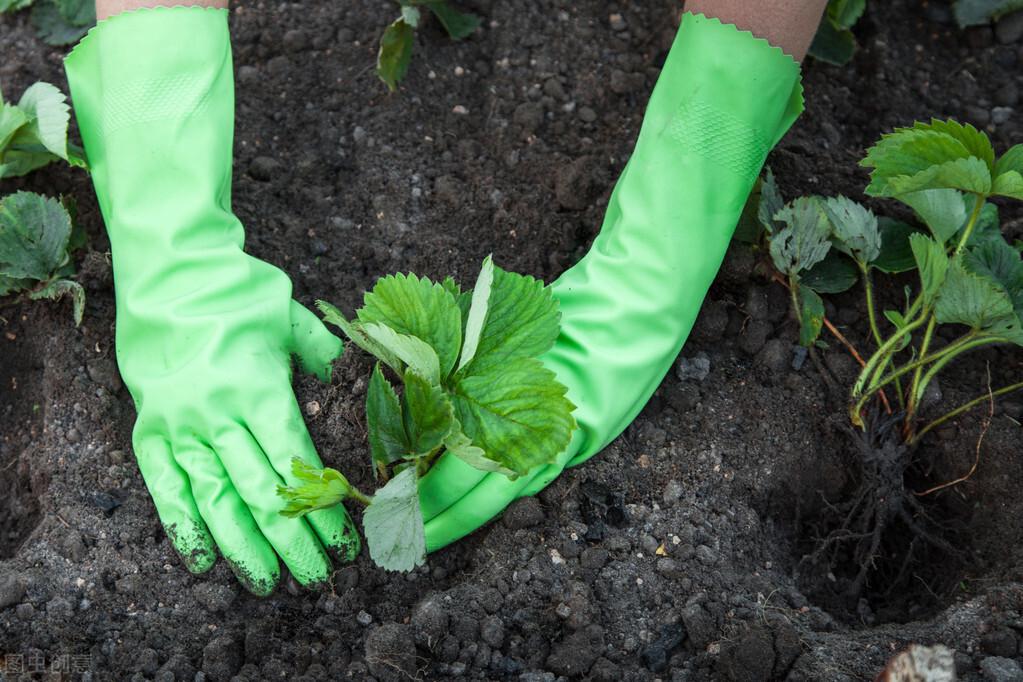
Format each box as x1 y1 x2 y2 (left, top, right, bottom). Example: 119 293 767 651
96 0 226 21
685 0 828 61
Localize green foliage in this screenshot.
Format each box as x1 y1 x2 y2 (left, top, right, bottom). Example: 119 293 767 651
954 0 1023 27
809 0 866 65
0 0 95 46
281 257 576 571
0 192 85 324
377 0 481 91
1 81 86 178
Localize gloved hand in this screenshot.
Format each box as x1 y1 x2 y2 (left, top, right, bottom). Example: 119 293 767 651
65 7 359 595
419 12 805 551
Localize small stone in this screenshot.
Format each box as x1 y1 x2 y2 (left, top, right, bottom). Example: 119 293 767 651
992 107 1014 125
656 558 681 578
717 626 775 682
740 320 773 356
555 156 606 211
982 628 1019 657
580 548 609 570
365 624 416 682
87 358 123 393
980 656 1023 682
996 11 1023 44
578 107 597 123
411 597 448 649
609 13 626 31
0 572 26 609
640 624 686 673
356 610 373 626
136 648 160 675
756 339 790 375
249 156 280 182
480 615 505 648
352 126 368 145
282 29 308 52
192 583 237 613
546 625 605 677
676 352 711 382
237 65 259 84
15 603 34 619
502 497 545 530
996 82 1020 107
452 105 469 115
202 635 242 680
662 480 684 506
967 105 992 128
513 102 545 133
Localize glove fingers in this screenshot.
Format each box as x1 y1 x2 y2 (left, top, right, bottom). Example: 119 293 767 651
247 400 361 562
418 452 487 522
172 441 281 596
289 299 343 382
213 427 336 586
133 432 216 574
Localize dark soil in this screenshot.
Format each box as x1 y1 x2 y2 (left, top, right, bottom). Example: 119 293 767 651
3 1 1023 680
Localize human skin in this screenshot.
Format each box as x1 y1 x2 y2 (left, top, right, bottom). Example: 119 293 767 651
686 0 829 61
96 0 225 21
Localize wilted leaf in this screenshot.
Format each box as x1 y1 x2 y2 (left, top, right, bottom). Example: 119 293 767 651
28 277 84 325
797 284 826 347
821 195 881 264
757 168 785 236
363 467 426 572
770 198 832 276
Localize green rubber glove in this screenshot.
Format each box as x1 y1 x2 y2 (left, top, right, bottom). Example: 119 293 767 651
64 7 359 595
419 12 805 551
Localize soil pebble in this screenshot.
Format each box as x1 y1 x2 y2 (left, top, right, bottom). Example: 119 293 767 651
502 497 545 530
545 624 605 677
365 623 417 681
981 656 1023 682
717 626 776 682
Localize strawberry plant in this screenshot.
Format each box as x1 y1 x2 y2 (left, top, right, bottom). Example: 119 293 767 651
1 81 87 324
377 0 480 91
0 0 95 46
278 257 576 571
744 120 1023 603
809 0 866 66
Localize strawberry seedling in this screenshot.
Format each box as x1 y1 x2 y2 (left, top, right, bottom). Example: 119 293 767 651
0 0 95 46
278 257 576 571
745 120 1023 604
377 0 481 91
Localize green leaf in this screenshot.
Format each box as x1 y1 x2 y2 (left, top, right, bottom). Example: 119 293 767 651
457 265 560 377
28 278 84 325
801 250 859 294
862 123 992 197
364 467 426 572
443 418 516 477
318 300 403 372
0 0 35 12
400 4 421 27
910 233 950 306
401 367 453 456
918 119 995 171
0 274 29 296
0 103 28 151
769 198 832 276
995 144 1023 178
362 322 442 385
898 189 968 244
377 17 415 91
367 363 409 472
16 81 71 160
885 157 992 196
31 0 93 45
450 357 575 476
964 238 1023 311
457 255 494 372
873 218 923 273
757 168 784 235
808 16 856 66
992 171 1023 200
954 0 1023 27
424 1 481 40
935 259 1016 331
440 275 460 299
358 272 463 378
797 284 826 347
828 0 866 28
821 195 880 265
276 459 352 518
0 191 72 282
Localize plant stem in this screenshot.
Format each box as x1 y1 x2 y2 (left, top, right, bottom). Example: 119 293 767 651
910 379 1023 445
862 265 904 406
346 484 373 506
954 194 987 257
851 312 929 411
